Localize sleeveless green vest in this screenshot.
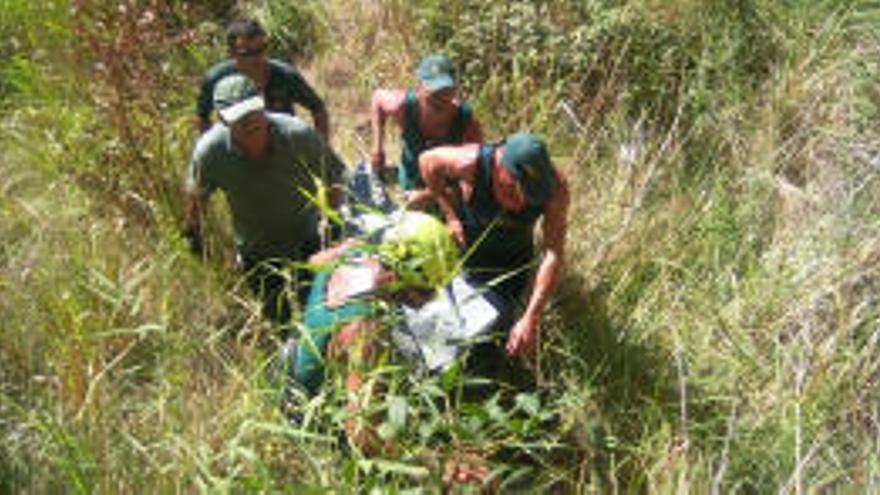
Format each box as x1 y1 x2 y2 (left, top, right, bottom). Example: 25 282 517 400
398 89 473 190
457 144 546 300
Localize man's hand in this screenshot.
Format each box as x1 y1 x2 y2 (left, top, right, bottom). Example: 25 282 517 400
403 188 433 209
447 218 465 247
370 149 385 175
182 226 204 257
505 312 539 356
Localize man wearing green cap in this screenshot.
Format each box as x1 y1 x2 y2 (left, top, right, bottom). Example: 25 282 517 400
369 54 483 207
419 133 570 357
183 74 345 325
195 17 330 141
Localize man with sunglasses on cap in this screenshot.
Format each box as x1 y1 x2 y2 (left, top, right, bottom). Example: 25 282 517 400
195 17 330 141
183 74 345 326
419 133 570 357
369 54 483 207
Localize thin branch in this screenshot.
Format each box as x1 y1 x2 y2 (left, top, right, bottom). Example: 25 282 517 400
711 403 738 495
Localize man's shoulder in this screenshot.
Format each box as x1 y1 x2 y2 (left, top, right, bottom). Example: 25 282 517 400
372 88 408 114
266 113 343 173
192 124 231 159
267 112 313 136
203 60 238 82
551 167 570 200
267 59 300 78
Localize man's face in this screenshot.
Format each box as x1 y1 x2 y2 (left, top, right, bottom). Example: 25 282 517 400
229 111 269 159
230 35 267 76
418 84 457 112
492 159 527 212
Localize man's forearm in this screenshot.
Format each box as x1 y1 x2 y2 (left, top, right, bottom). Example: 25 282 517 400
369 98 386 165
182 193 208 256
523 250 563 320
424 171 456 223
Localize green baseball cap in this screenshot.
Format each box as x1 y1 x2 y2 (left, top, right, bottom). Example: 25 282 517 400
213 74 264 124
501 133 557 206
416 54 456 92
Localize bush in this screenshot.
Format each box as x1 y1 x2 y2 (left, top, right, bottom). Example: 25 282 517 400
0 0 69 102
237 0 331 64
412 0 786 132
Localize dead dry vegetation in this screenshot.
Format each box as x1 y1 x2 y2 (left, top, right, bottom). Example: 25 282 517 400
1 0 879 492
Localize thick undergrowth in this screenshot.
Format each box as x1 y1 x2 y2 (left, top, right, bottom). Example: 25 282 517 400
1 0 878 492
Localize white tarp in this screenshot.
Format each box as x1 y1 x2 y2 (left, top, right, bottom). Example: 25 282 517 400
341 160 502 370
393 275 500 371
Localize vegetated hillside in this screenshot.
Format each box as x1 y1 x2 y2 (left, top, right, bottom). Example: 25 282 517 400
1 0 878 492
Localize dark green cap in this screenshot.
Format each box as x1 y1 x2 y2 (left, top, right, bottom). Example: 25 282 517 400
416 54 456 92
501 133 557 206
213 74 264 124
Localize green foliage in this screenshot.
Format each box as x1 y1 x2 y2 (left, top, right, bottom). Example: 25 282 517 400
238 0 331 63
0 0 69 102
68 0 199 222
411 0 794 135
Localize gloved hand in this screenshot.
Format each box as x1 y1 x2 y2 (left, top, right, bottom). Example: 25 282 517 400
182 226 204 257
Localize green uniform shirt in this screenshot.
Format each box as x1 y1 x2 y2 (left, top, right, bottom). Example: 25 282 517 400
187 113 344 260
295 265 377 395
196 59 325 124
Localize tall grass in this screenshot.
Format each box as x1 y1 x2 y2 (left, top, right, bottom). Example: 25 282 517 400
1 0 879 492
544 1 880 491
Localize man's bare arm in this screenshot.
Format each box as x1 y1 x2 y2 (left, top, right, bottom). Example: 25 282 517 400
183 191 208 256
419 144 480 245
369 89 406 172
506 170 570 356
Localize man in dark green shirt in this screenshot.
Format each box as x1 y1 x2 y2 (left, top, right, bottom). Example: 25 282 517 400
195 17 329 141
184 74 345 324
370 54 483 206
420 133 570 358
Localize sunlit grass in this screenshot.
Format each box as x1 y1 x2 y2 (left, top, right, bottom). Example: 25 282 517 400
1 0 879 492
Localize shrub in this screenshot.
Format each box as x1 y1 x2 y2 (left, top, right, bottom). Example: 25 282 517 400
412 0 786 133
237 0 331 64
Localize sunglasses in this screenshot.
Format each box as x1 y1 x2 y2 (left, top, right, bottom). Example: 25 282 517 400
235 46 265 58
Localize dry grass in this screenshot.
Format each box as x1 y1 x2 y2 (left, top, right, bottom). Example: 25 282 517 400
1 0 879 491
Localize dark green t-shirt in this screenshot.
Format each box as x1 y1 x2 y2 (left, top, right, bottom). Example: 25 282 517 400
196 59 325 123
187 113 344 260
